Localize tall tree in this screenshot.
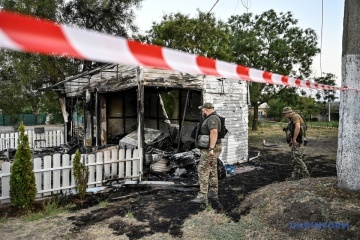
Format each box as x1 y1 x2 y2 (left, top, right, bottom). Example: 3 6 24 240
228 10 320 130
314 73 337 121
267 95 319 122
0 0 78 121
60 0 142 70
140 11 233 61
338 0 360 191
314 73 337 103
0 0 142 120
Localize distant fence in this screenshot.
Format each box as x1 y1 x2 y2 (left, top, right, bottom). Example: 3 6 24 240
0 113 47 126
0 147 141 202
0 129 64 151
259 119 338 129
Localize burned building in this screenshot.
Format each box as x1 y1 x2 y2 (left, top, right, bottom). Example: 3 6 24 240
54 63 248 178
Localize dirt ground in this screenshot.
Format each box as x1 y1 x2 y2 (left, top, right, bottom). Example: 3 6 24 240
1 125 360 239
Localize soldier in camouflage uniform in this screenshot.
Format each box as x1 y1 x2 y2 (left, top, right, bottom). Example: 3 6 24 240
283 107 310 180
191 103 222 204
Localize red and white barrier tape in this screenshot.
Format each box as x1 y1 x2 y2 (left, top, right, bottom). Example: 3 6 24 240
0 10 350 91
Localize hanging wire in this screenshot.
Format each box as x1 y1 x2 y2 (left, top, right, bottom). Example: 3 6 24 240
241 0 251 13
177 0 220 48
214 0 229 12
320 0 324 77
233 0 240 15
208 0 220 13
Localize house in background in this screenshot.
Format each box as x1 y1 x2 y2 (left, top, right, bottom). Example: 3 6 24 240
257 102 270 118
53 63 249 180
249 102 269 118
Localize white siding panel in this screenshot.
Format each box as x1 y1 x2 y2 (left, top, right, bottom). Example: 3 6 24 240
203 77 248 164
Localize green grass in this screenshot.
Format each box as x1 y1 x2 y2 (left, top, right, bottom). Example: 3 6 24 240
249 122 338 146
98 200 109 208
237 194 245 200
23 200 69 222
258 119 339 128
125 210 134 218
205 203 213 212
307 121 338 128
0 213 8 224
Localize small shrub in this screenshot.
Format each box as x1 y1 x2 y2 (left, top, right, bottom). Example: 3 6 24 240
10 122 36 209
73 149 89 200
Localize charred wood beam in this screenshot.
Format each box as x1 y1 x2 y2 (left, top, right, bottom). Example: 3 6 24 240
100 95 107 145
95 91 100 146
137 68 145 180
122 93 126 135
46 63 114 90
177 90 190 152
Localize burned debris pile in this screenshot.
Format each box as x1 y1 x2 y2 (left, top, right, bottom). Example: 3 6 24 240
119 128 201 184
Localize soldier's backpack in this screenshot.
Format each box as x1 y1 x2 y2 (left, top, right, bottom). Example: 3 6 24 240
297 112 309 146
191 114 229 140
296 112 308 132
216 115 229 139
283 112 308 146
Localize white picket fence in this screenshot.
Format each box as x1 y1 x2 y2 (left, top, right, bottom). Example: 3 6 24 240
0 147 141 202
0 130 64 151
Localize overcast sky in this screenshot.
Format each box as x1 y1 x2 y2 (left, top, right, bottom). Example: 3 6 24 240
134 0 344 86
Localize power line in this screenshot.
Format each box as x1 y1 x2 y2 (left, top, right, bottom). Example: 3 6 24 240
233 0 240 15
320 0 324 77
176 0 220 51
208 0 220 14
241 0 251 13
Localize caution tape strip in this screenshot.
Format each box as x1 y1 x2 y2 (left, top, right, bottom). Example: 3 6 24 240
0 10 351 91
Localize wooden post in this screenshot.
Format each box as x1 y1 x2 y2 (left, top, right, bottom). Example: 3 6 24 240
85 90 92 147
137 67 144 181
95 91 100 146
100 94 107 145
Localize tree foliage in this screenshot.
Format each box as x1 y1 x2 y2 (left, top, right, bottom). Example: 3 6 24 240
0 0 142 118
267 96 319 122
314 73 337 103
140 10 233 61
10 122 36 209
228 10 320 130
141 9 322 130
73 149 89 200
60 0 141 37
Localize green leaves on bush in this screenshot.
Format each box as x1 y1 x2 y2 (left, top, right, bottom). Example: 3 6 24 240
73 149 89 200
10 122 36 209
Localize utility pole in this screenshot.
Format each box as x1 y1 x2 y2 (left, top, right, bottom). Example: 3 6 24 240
337 0 360 191
328 101 330 122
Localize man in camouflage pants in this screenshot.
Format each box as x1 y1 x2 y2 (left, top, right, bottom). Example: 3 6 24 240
191 103 222 204
283 106 310 179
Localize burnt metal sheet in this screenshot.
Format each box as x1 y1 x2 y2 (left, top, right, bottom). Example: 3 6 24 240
119 128 169 149
63 64 204 97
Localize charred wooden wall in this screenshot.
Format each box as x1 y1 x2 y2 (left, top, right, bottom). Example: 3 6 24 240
61 64 248 164
106 90 137 141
